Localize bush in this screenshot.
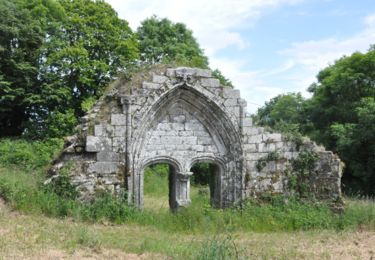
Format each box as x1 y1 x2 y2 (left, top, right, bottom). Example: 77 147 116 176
0 138 63 169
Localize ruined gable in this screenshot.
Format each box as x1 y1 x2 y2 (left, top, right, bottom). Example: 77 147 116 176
49 66 343 211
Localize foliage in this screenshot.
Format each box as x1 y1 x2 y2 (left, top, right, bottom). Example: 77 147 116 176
0 138 63 169
212 69 234 87
144 164 169 197
32 0 139 138
306 49 375 195
0 153 375 234
0 0 64 136
254 48 375 195
254 93 306 128
191 163 211 185
44 162 78 200
287 151 319 197
137 16 209 68
0 0 138 139
195 235 242 260
256 151 281 172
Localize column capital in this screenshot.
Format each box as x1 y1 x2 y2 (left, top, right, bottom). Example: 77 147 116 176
177 171 193 181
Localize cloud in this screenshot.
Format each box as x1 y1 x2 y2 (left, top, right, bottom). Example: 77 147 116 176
280 14 375 72
105 0 302 55
104 1 375 114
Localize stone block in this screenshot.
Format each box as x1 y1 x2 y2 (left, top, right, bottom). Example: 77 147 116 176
94 125 105 136
194 68 212 77
113 126 126 137
197 137 213 145
148 136 162 145
183 136 198 145
263 133 282 142
223 89 240 99
258 142 276 153
97 151 120 162
178 131 193 137
166 68 175 77
245 152 268 161
86 136 101 152
112 137 125 148
185 123 204 131
200 78 220 87
223 98 238 107
247 134 263 143
243 144 257 152
152 74 168 84
142 82 160 89
194 145 204 152
88 162 118 174
157 123 171 131
243 117 252 127
171 122 184 131
111 114 126 126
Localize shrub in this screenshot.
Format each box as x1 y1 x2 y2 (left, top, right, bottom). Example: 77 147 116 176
0 138 63 169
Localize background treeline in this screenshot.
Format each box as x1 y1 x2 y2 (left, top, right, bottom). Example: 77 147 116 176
0 0 231 139
254 47 375 196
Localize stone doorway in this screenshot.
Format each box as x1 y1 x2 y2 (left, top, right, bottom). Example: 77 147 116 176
190 161 222 208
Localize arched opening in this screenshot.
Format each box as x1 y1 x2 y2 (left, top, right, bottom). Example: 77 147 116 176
141 157 181 212
190 160 222 208
143 163 172 211
131 84 243 208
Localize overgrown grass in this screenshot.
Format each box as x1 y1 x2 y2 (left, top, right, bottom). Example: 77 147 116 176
0 138 374 236
0 138 63 169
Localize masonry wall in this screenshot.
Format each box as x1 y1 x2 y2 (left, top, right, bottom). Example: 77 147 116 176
49 66 343 208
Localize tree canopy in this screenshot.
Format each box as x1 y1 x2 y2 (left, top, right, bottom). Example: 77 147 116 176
254 48 375 195
137 16 209 68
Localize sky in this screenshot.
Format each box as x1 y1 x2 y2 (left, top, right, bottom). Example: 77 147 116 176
104 0 375 114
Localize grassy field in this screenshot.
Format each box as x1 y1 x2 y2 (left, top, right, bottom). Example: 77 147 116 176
0 139 375 259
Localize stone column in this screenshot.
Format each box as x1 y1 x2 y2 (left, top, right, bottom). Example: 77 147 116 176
176 171 193 208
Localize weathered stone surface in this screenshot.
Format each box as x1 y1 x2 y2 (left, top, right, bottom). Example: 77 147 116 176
200 78 220 87
86 136 101 152
49 66 342 210
142 82 160 89
111 114 126 126
195 68 212 78
152 74 168 84
88 162 118 174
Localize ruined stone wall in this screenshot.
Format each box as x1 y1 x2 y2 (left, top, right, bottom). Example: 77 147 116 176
49 66 342 209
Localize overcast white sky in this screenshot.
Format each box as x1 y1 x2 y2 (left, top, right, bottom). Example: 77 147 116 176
105 0 375 113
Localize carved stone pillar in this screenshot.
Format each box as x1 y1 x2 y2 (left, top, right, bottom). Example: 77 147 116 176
176 171 193 208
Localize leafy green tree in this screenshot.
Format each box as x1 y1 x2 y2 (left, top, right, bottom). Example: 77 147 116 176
0 0 63 136
254 93 307 127
137 16 209 68
32 0 138 137
0 0 138 138
307 49 375 194
256 48 375 195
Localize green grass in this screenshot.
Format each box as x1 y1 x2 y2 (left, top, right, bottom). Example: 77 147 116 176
0 138 375 258
0 138 375 233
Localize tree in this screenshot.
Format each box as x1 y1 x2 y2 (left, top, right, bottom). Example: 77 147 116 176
0 0 139 138
256 48 375 195
137 16 209 68
31 0 138 137
0 0 63 136
254 93 307 127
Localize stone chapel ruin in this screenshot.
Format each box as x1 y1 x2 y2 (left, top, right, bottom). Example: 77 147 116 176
49 66 343 211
